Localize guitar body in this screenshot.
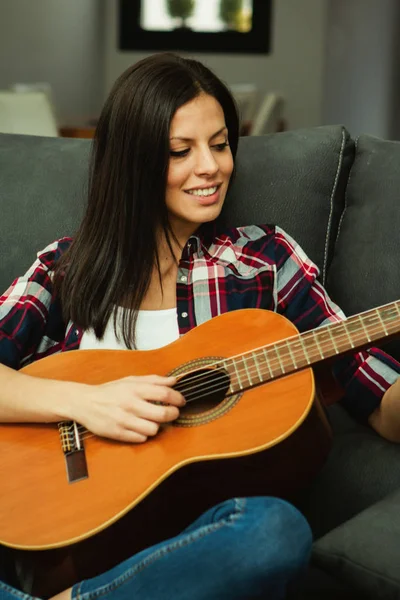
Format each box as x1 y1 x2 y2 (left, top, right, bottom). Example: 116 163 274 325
0 309 332 596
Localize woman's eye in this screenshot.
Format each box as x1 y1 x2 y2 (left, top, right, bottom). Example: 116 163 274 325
213 142 229 151
170 149 189 158
170 142 229 158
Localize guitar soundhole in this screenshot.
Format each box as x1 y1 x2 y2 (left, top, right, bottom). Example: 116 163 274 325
176 368 231 416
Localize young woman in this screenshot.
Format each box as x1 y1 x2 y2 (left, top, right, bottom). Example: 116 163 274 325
1 53 400 600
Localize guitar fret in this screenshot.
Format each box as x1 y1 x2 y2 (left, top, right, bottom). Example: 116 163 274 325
314 327 338 357
232 360 243 390
387 303 400 330
313 331 325 359
328 327 339 354
262 348 274 379
242 355 253 386
286 340 297 369
274 345 286 374
376 309 389 336
358 315 371 343
222 360 236 394
382 307 399 325
252 352 263 382
299 336 311 364
347 319 365 344
226 301 400 393
342 322 355 349
301 334 320 362
381 305 400 335
288 337 309 368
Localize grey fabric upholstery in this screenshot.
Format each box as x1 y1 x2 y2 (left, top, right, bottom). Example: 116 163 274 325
327 134 400 316
326 134 400 360
222 126 354 284
223 126 354 281
299 404 400 538
0 134 90 292
313 488 400 599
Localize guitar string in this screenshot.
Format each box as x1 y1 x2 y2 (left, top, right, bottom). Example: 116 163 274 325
63 314 399 440
72 313 398 408
69 314 398 440
166 311 399 390
72 366 394 441
67 311 399 431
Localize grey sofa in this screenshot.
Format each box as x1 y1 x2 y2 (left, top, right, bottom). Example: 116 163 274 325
1 126 400 599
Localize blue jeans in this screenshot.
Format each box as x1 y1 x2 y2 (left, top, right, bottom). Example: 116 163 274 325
0 497 312 600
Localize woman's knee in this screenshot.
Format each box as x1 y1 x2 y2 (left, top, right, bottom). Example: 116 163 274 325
238 497 312 582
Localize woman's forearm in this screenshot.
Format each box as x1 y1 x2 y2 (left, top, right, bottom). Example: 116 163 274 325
368 381 400 443
0 363 81 423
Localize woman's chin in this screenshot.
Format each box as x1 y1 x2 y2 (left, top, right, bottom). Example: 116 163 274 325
194 203 223 223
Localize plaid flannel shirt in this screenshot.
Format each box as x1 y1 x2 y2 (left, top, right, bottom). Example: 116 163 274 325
1 224 399 423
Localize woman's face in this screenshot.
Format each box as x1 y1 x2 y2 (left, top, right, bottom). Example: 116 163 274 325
166 93 234 240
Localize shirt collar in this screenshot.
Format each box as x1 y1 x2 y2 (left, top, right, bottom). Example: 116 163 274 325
187 221 217 258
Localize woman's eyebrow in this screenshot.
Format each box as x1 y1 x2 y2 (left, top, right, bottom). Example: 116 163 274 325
170 126 227 142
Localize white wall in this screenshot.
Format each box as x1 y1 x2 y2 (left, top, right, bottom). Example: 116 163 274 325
323 0 400 139
0 0 104 123
104 0 329 130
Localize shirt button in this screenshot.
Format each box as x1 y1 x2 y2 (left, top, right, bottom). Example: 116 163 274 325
180 275 187 282
181 312 188 318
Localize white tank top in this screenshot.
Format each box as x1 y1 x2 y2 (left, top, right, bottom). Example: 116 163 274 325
80 307 180 351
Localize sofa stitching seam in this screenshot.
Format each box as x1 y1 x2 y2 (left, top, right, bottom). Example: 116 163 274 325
322 128 346 286
314 547 400 587
336 135 359 243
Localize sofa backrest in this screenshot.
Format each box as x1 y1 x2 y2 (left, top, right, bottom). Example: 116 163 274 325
0 126 354 293
222 125 354 283
328 134 400 313
0 134 90 292
327 134 400 357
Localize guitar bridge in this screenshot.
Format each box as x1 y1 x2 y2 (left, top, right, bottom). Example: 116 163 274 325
58 421 88 483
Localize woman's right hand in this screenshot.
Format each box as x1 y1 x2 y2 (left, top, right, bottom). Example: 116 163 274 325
72 375 185 443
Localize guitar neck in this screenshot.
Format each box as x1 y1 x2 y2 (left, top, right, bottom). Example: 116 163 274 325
226 300 400 393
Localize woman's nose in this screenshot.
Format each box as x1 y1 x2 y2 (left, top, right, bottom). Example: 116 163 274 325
194 148 219 176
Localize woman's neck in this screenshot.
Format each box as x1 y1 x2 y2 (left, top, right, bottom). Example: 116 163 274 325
156 229 193 267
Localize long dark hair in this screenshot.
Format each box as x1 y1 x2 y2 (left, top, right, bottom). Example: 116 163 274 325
54 53 239 348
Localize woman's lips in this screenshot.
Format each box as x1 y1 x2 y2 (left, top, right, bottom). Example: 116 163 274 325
185 185 222 205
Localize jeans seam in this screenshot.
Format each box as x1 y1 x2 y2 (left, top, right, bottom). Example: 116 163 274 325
0 582 35 600
74 498 246 600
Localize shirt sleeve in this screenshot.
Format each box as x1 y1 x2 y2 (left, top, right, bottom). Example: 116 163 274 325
273 225 400 423
0 240 64 370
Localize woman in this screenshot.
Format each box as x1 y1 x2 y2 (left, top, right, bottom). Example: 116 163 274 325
0 53 400 600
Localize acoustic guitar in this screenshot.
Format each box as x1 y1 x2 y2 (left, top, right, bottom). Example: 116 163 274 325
0 304 398 595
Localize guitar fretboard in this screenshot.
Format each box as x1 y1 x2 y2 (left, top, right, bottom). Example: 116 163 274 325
222 300 400 392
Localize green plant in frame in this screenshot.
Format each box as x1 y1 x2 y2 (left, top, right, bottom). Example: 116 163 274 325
166 0 195 28
219 0 243 30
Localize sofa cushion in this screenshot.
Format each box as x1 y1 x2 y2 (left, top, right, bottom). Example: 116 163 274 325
0 134 91 292
327 135 400 316
327 134 400 360
222 125 354 285
313 487 400 599
0 126 354 293
298 405 400 539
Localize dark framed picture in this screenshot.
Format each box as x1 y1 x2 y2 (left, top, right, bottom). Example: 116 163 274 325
119 0 273 54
